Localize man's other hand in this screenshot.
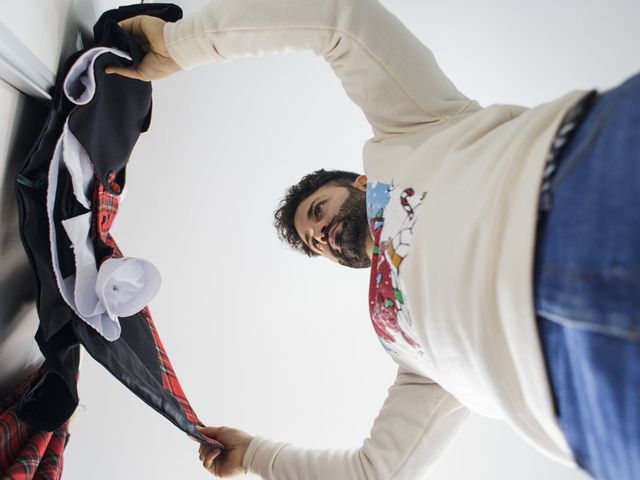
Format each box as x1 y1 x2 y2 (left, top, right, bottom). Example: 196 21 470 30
105 15 181 81
198 426 253 477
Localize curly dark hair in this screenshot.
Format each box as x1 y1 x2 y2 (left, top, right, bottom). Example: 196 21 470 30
274 169 360 256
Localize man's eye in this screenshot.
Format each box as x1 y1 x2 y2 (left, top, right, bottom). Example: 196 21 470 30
314 203 323 219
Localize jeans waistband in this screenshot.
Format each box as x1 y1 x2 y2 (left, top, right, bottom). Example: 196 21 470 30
538 91 598 213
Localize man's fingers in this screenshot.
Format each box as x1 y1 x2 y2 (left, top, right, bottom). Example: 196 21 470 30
104 66 136 78
202 448 221 470
199 441 223 472
197 425 223 439
205 449 221 469
105 66 145 81
199 443 216 457
106 16 179 82
116 18 134 32
117 17 142 36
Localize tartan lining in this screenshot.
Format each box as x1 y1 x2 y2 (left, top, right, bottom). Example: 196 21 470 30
0 373 69 480
92 182 204 429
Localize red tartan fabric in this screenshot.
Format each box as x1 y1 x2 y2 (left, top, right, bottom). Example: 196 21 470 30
0 373 69 480
141 307 202 426
91 175 119 255
90 180 213 440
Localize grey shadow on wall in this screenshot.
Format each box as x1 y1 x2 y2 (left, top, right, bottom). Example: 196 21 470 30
0 95 48 347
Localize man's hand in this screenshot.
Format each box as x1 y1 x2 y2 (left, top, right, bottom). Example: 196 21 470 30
105 15 181 81
198 426 253 477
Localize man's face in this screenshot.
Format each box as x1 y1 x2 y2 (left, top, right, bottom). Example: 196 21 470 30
294 177 372 268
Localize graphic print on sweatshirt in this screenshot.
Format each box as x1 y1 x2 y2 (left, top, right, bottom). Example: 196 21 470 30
367 181 426 360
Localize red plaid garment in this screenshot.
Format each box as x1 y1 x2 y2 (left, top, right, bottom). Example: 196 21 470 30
140 307 201 426
91 172 119 254
0 373 70 480
90 178 209 433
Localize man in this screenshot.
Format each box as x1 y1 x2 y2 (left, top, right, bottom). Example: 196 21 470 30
109 0 640 478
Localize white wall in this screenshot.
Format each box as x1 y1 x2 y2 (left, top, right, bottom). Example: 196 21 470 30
49 0 639 479
2 1 73 75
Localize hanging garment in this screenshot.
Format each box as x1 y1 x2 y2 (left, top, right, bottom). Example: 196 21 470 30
48 46 162 342
14 2 223 452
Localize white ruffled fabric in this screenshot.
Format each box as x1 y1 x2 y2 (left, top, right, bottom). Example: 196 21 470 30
46 47 161 341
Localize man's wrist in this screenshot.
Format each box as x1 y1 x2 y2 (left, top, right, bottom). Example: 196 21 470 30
242 435 263 474
163 13 217 70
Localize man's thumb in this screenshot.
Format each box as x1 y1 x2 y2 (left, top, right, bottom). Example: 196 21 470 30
105 66 143 80
197 425 222 438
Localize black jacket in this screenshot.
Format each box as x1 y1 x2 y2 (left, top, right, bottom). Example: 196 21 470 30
15 3 222 450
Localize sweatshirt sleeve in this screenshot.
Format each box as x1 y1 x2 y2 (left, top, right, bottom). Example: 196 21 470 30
240 368 469 480
163 0 480 140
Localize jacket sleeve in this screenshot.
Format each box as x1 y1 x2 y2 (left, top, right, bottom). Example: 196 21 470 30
241 368 469 480
163 0 480 140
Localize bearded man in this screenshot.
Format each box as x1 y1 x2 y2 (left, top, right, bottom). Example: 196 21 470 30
109 0 640 478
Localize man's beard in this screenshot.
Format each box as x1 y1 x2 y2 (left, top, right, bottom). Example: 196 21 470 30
327 187 371 269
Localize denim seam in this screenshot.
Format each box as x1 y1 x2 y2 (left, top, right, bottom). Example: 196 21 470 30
538 310 640 341
539 265 640 282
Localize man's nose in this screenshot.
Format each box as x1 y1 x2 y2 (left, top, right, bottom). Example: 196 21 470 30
314 225 328 245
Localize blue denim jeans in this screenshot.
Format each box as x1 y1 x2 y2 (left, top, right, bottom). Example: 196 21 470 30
535 72 640 480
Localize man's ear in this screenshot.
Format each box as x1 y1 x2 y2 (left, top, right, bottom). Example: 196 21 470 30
353 175 367 191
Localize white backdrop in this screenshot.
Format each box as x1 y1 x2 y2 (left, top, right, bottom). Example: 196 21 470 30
63 1 639 479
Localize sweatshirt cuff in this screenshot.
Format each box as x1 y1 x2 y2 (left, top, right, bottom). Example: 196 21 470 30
241 436 289 478
163 13 218 70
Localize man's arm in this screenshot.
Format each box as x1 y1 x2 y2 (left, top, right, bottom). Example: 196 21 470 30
160 0 479 140
199 368 469 479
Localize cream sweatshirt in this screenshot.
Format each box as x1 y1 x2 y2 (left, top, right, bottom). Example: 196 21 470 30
164 0 588 478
